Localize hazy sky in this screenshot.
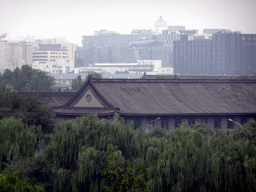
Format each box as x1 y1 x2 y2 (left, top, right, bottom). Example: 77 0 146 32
1 0 255 46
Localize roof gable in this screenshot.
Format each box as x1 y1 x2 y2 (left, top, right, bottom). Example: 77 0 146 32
74 89 103 107
64 77 116 109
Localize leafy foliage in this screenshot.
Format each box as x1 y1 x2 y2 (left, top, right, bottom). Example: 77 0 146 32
44 114 136 191
0 65 54 92
1 106 256 192
0 172 44 192
102 153 149 192
0 84 56 134
43 115 256 192
0 118 40 171
64 72 102 92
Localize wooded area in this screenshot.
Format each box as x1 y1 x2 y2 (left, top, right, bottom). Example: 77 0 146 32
0 104 256 191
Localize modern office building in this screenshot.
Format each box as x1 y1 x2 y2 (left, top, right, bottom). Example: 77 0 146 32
78 17 178 68
79 32 178 67
32 45 69 62
31 41 78 73
174 32 256 75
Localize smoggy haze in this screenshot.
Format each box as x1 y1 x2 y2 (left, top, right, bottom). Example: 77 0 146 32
0 0 255 45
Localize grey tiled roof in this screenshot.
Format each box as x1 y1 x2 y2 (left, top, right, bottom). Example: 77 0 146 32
90 79 256 115
27 78 256 117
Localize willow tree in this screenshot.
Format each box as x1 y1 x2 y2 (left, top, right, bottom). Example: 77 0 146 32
44 114 139 192
0 117 40 171
43 115 256 191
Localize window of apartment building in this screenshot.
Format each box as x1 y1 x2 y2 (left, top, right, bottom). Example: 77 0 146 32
161 119 169 130
214 118 221 129
227 120 234 129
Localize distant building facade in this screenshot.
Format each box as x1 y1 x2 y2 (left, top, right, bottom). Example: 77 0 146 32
74 60 173 74
79 31 179 68
0 40 33 71
0 37 77 71
174 32 256 75
32 59 75 73
78 17 180 68
0 40 9 71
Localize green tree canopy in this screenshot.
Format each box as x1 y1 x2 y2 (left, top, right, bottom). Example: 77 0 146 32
0 84 56 134
43 116 256 192
0 117 41 171
102 153 149 192
0 65 54 92
65 71 102 92
0 172 45 192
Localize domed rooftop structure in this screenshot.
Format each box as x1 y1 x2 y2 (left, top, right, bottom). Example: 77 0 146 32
154 16 167 28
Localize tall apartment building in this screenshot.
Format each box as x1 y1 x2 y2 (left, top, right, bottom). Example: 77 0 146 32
0 40 9 71
10 42 33 70
0 40 33 71
173 32 256 75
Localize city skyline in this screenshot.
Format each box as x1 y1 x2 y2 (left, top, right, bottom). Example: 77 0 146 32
1 0 256 46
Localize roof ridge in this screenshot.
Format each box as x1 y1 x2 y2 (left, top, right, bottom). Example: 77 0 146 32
91 78 256 83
